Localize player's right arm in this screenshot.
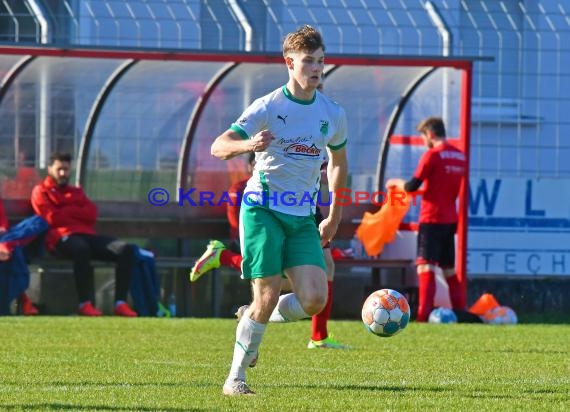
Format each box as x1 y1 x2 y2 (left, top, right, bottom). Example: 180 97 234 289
211 129 273 160
212 96 273 160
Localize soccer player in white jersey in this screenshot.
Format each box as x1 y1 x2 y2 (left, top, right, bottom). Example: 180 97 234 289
211 25 348 395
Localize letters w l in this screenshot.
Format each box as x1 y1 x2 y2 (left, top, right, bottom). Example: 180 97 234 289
469 179 501 216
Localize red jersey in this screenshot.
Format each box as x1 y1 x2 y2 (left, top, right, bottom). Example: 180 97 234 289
31 176 98 250
227 178 248 242
414 142 466 224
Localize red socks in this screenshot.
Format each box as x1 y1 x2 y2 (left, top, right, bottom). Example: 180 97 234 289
417 270 436 322
220 250 242 271
311 281 333 341
445 274 463 309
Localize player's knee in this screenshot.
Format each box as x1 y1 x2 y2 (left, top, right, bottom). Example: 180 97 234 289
301 293 327 316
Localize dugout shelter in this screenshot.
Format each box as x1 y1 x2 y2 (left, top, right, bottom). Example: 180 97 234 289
0 45 483 307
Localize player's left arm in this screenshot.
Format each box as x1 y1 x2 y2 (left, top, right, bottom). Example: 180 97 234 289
319 146 347 246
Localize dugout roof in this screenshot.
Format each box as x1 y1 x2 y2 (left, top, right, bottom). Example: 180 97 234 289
0 46 478 205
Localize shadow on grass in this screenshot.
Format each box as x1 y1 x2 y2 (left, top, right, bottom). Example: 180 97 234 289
478 348 568 355
266 382 450 393
0 404 208 412
466 386 570 400
265 382 570 399
1 381 190 389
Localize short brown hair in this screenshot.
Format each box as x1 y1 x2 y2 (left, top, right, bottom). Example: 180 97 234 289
282 25 325 57
49 152 72 165
416 117 446 138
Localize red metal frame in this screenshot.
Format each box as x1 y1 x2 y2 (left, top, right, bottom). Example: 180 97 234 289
457 66 473 308
0 45 474 69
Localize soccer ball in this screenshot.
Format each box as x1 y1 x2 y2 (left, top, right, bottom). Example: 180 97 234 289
428 307 458 324
361 289 410 337
481 306 518 325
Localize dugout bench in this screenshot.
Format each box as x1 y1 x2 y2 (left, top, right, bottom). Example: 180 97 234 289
4 199 414 318
20 254 413 318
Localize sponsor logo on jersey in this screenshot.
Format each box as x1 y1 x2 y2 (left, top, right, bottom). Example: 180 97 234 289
285 143 321 158
277 114 288 125
278 136 310 145
439 150 465 160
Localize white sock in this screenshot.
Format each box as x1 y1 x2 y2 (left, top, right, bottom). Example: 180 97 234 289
269 293 310 323
226 313 266 383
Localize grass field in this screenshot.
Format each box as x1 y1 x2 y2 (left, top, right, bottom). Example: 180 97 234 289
1 317 568 411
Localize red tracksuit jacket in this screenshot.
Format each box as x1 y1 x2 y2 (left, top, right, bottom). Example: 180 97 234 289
31 176 98 251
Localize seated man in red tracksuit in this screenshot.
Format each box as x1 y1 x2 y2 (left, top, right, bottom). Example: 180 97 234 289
31 152 137 317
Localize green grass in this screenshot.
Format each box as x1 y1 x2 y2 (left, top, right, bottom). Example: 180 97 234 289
0 318 568 411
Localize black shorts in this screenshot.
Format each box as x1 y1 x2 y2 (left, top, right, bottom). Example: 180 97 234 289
416 223 457 268
314 206 330 249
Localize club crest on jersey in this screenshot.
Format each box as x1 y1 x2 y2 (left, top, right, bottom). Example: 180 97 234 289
285 143 321 158
319 120 329 136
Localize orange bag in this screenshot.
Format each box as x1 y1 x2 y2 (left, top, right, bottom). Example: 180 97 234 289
355 189 411 257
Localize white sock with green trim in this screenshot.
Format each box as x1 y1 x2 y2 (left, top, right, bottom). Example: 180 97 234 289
269 293 310 323
226 313 265 383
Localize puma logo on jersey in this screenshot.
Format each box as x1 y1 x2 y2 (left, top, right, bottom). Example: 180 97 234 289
277 114 288 125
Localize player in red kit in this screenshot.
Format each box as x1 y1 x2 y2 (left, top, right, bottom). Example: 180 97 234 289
386 117 466 322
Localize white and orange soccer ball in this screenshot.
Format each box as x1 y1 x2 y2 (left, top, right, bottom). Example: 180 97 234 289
361 289 410 337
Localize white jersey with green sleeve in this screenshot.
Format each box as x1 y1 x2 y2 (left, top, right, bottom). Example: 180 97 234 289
230 85 347 217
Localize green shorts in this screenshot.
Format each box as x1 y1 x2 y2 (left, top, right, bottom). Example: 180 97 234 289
240 204 326 279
